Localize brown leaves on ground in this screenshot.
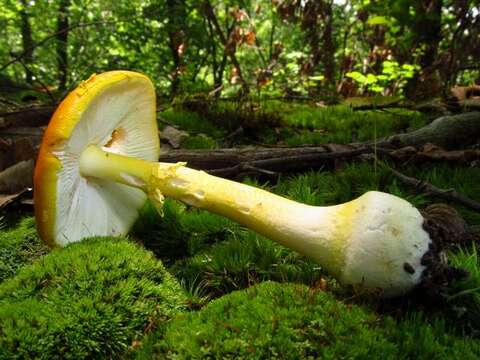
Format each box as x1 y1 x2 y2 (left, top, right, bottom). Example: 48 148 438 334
160 126 190 150
390 143 480 165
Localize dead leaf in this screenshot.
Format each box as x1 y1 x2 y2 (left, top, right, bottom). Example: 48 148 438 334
244 30 256 45
0 188 31 210
418 144 480 163
450 85 480 101
233 8 248 21
131 340 141 349
160 126 189 149
390 144 480 164
0 159 34 193
230 67 240 85
325 143 355 152
13 137 36 162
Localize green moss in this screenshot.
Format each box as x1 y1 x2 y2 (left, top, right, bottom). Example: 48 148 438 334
159 108 225 139
132 199 239 264
0 237 186 360
0 217 49 283
159 102 426 147
132 200 191 264
383 315 480 359
181 134 218 149
135 282 480 359
171 232 324 299
274 161 480 224
446 246 480 336
277 103 426 145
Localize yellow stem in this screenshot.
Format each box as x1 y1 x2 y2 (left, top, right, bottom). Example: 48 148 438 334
79 145 345 274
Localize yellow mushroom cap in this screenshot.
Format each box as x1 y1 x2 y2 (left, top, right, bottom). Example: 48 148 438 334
34 71 159 247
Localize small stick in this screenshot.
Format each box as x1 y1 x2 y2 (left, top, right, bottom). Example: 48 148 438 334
388 166 480 212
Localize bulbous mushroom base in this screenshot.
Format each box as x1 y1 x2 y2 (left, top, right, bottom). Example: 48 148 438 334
333 191 431 297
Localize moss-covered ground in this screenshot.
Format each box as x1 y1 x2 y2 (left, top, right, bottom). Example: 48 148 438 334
1 102 479 358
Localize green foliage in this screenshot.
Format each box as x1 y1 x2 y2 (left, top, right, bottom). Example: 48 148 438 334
135 282 480 359
160 108 226 139
346 61 420 95
0 217 48 282
0 237 186 360
1 0 477 100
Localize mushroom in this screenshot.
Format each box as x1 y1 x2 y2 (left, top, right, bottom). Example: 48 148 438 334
35 71 435 297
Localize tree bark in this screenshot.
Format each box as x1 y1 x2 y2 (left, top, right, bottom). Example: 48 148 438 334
413 0 443 70
56 0 70 91
202 1 249 95
0 105 56 128
19 0 34 84
321 0 335 85
380 112 480 149
166 0 186 96
405 0 443 99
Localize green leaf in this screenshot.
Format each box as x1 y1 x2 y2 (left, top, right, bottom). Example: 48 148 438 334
367 16 390 26
308 75 325 81
346 71 367 84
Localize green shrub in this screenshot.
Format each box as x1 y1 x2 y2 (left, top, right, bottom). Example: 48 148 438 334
135 281 480 359
0 237 186 360
0 217 48 282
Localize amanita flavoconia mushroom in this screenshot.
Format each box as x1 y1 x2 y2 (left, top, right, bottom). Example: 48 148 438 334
34 71 439 297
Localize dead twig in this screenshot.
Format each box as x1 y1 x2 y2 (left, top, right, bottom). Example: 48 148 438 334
387 166 480 212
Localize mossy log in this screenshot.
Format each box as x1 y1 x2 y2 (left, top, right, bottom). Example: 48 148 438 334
380 111 480 149
160 112 480 172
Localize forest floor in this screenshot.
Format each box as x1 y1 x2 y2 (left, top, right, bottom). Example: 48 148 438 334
1 100 480 358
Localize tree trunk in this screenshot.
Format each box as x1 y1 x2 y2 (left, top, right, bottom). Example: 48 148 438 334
56 0 70 91
166 0 186 97
19 0 34 84
321 0 335 85
414 0 443 70
405 0 443 99
202 1 249 95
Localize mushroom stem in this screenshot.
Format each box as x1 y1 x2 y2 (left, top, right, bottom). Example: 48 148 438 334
80 145 339 266
79 144 431 296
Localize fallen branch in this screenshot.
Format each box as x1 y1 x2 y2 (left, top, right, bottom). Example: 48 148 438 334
0 105 56 128
377 111 480 149
206 147 371 177
387 167 480 212
160 145 371 173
